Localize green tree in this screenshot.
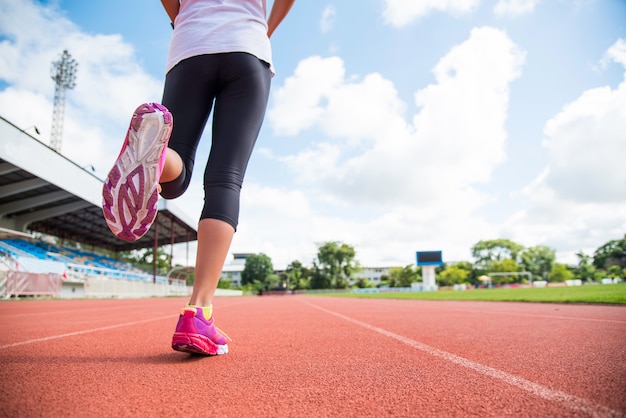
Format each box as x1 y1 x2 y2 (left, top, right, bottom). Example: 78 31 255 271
265 274 281 289
388 265 419 287
121 247 172 275
309 263 331 289
217 279 233 289
353 278 376 288
241 253 274 287
575 251 596 282
471 239 524 269
549 263 574 282
315 241 359 289
449 261 477 284
593 235 626 270
519 245 556 281
438 265 470 286
607 265 622 279
286 260 311 290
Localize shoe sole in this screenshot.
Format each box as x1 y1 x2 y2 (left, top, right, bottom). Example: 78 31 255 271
172 332 229 356
102 103 172 241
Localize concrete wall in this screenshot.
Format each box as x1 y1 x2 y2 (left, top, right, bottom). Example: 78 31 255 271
84 276 190 299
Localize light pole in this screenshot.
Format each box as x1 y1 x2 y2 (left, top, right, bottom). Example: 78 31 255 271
50 50 78 153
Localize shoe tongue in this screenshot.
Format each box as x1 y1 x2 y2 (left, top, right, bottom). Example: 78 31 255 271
199 305 213 320
185 304 212 319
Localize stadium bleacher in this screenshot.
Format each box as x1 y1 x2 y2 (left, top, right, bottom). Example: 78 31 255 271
1 117 199 298
0 238 153 282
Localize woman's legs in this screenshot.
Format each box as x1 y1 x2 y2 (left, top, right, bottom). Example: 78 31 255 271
190 54 272 308
188 218 235 307
159 148 183 184
161 53 271 312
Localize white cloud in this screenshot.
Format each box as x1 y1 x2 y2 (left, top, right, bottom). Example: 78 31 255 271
320 5 336 34
0 0 162 175
270 27 524 205
542 86 626 203
494 0 540 17
601 38 626 69
504 38 626 263
264 27 525 265
382 0 480 27
268 56 345 136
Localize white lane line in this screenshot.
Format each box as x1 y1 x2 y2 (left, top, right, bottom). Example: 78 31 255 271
0 305 136 319
0 315 173 350
303 300 622 418
0 299 249 350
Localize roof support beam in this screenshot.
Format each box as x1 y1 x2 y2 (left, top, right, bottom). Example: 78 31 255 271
0 190 72 216
0 162 20 176
15 200 93 231
0 178 48 198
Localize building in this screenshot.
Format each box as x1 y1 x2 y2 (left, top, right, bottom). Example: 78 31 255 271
219 253 250 287
354 266 392 286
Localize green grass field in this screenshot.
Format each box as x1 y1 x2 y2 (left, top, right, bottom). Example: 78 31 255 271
322 284 626 304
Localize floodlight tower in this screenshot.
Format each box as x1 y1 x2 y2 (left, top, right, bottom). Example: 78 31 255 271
50 50 78 153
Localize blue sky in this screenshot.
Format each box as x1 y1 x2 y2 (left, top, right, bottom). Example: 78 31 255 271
1 0 625 269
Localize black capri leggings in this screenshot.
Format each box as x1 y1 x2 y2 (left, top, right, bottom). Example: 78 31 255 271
159 52 272 230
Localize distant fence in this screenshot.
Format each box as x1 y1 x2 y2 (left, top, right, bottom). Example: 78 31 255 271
83 275 188 298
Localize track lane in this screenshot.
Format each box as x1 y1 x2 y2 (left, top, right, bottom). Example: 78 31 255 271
302 297 626 414
0 296 624 417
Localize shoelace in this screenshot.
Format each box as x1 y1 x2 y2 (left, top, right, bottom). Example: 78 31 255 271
215 325 233 342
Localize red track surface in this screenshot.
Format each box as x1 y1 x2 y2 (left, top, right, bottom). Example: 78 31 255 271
1 296 625 417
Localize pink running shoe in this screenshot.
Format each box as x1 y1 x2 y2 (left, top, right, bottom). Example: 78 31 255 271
172 307 230 355
102 103 172 241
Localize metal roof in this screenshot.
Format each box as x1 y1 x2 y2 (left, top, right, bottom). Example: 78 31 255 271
0 115 197 253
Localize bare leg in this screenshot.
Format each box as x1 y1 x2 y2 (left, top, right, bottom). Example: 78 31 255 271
188 218 235 307
160 148 183 183
171 216 234 354
158 148 231 308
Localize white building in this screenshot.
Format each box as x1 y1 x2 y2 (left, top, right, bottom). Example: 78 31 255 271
219 253 250 287
353 266 393 286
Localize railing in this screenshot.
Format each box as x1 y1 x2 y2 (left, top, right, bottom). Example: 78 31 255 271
65 263 165 283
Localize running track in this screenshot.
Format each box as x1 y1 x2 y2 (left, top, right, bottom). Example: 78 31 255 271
1 296 625 417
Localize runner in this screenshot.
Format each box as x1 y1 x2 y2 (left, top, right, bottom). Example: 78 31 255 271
102 0 295 355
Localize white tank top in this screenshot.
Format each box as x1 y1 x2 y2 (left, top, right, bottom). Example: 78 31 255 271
166 0 273 74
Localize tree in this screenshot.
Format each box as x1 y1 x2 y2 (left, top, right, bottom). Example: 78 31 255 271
241 253 274 287
388 265 419 287
265 274 281 290
438 265 470 287
607 265 623 279
309 263 331 289
519 245 556 281
575 251 596 282
353 278 376 288
315 241 359 289
286 260 311 290
471 239 524 269
593 235 626 270
120 247 172 275
549 263 574 282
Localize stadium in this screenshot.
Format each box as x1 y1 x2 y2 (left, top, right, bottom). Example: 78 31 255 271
0 114 204 299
